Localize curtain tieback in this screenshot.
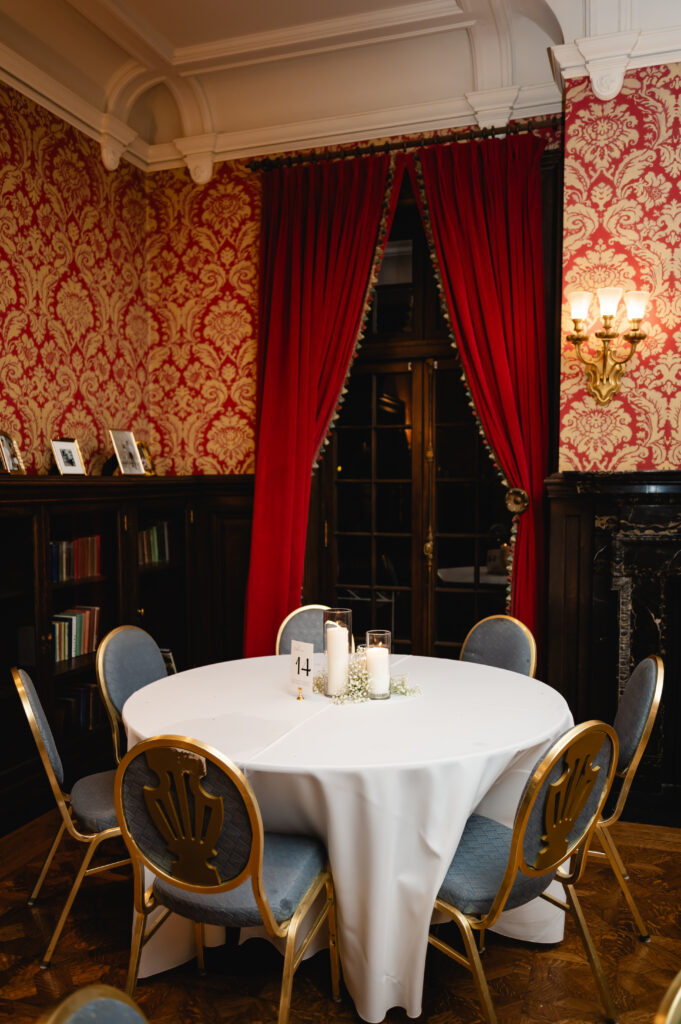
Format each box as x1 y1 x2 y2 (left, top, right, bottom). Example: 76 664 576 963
505 488 530 514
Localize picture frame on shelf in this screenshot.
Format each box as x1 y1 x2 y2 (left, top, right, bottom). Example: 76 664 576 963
109 428 145 475
160 647 177 674
137 440 156 476
51 437 86 476
0 432 26 474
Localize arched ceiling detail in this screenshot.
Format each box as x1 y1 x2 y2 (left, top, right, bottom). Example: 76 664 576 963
0 0 679 181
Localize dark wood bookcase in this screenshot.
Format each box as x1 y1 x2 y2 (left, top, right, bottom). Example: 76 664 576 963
0 474 253 835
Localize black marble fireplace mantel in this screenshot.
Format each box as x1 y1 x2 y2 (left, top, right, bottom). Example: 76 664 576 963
546 471 681 823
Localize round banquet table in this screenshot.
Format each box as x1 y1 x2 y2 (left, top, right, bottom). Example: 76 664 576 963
123 654 573 1023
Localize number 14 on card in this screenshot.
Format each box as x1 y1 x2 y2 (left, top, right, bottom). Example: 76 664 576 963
290 639 314 695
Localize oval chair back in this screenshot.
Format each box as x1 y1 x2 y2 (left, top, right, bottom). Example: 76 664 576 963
96 625 168 762
459 614 537 677
37 983 148 1023
275 604 329 654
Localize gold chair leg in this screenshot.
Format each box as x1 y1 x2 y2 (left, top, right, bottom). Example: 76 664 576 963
325 877 341 1002
29 820 67 905
278 928 297 1024
126 910 147 996
565 883 619 1024
598 826 649 941
41 835 100 968
429 908 497 1024
194 922 206 974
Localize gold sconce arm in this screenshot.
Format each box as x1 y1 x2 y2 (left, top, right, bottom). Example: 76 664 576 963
566 291 649 406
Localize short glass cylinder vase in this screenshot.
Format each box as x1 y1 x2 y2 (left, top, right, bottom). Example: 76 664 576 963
323 608 352 697
366 630 391 699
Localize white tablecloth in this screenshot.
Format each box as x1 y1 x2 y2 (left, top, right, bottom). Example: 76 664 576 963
123 654 573 1023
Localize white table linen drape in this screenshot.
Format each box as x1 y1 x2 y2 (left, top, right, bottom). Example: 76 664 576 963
123 654 573 1023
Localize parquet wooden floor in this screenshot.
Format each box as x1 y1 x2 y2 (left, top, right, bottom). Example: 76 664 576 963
1 809 679 1023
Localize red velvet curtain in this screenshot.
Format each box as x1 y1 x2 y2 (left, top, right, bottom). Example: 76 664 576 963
244 155 398 657
412 135 548 643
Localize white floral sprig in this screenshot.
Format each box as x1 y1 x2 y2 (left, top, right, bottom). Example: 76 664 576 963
313 655 420 704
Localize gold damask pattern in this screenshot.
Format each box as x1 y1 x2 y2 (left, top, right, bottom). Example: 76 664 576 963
0 82 259 475
144 163 259 474
561 64 681 471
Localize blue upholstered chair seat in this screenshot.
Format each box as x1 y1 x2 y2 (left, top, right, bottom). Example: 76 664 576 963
152 833 327 927
66 998 147 1024
437 814 556 916
70 769 120 833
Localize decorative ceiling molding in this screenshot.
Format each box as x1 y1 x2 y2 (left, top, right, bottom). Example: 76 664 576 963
551 26 681 100
173 1 476 73
0 0 570 180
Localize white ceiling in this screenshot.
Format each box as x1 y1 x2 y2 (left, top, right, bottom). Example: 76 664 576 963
0 0 680 181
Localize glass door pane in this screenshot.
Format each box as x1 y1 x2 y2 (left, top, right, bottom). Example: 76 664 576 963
431 364 512 657
334 366 416 653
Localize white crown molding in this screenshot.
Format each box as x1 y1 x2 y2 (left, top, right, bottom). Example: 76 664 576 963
551 26 681 99
173 2 474 74
513 82 563 120
128 94 495 172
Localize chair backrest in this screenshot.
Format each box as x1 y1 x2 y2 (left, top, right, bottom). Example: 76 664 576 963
459 614 537 677
11 667 67 806
114 734 283 937
96 626 168 761
37 983 149 1023
482 720 618 927
613 655 663 774
656 968 681 1024
606 654 664 823
275 604 329 654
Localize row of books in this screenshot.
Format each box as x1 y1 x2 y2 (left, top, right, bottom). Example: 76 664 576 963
49 534 101 582
57 683 107 734
52 605 101 662
138 520 170 565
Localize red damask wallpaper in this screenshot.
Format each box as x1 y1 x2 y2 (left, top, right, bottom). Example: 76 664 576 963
560 64 681 471
0 82 259 475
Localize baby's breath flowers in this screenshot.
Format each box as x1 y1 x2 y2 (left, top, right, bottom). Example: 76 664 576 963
313 653 420 704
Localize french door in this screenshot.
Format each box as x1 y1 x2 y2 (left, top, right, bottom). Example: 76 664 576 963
321 355 513 657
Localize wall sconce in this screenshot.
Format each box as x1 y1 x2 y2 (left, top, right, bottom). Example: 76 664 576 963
566 288 649 405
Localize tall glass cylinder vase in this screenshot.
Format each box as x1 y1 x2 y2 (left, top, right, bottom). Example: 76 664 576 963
366 630 391 699
324 608 352 697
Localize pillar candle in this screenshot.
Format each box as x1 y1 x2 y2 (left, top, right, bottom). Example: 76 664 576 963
326 622 349 695
366 644 390 697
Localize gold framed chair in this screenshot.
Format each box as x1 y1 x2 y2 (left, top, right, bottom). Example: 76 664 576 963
96 625 168 763
459 613 537 677
587 654 664 940
37 983 148 1023
428 720 619 1024
11 667 129 968
655 968 681 1024
275 603 329 654
114 734 341 1024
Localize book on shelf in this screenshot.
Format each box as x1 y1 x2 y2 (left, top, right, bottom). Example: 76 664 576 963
49 534 101 582
51 605 101 662
138 520 170 566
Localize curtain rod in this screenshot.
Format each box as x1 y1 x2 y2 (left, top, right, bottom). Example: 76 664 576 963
246 114 563 171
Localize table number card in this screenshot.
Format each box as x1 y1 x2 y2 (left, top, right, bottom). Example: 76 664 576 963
290 639 314 695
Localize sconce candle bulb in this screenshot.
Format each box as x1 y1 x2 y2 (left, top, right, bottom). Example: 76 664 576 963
566 286 648 405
